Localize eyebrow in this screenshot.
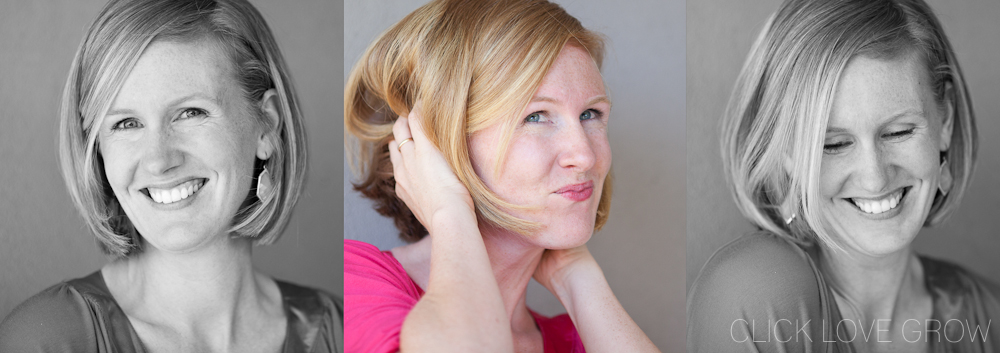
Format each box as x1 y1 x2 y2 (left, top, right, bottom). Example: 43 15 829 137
825 109 925 133
530 95 612 107
106 93 219 116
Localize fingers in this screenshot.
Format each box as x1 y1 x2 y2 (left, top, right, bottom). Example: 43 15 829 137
406 103 429 148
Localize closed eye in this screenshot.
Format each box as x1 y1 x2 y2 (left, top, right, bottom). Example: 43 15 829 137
883 128 915 140
823 141 851 154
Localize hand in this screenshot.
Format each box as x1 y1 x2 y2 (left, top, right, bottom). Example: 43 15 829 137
533 245 601 297
388 104 476 235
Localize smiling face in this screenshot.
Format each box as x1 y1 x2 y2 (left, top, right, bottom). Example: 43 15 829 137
98 37 268 253
469 44 611 249
819 52 952 256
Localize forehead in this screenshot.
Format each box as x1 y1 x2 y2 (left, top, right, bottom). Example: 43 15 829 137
828 52 932 128
110 37 234 110
533 44 605 99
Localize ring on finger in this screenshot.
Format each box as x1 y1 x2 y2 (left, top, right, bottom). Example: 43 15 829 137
397 138 414 152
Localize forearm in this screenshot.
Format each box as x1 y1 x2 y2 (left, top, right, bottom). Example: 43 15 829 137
553 262 660 353
399 209 512 353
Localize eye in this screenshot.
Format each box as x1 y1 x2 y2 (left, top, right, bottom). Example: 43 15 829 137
178 108 208 120
823 138 852 155
883 128 915 140
580 109 602 121
111 117 142 131
524 112 543 123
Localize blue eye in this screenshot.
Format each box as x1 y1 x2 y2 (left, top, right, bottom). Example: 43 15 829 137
524 112 542 123
111 118 142 131
580 109 603 121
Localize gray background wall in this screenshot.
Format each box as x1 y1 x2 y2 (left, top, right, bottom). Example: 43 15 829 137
344 0 686 350
0 0 344 318
688 0 1000 287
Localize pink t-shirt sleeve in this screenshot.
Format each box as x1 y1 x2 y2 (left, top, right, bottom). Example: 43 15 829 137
344 239 424 353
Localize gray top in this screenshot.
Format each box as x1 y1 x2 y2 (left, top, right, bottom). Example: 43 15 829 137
0 271 344 353
688 231 1000 353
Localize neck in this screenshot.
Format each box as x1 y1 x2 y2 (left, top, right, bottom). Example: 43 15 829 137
817 242 927 324
104 235 273 332
479 224 546 333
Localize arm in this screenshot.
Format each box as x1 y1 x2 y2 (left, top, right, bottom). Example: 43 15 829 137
390 107 513 353
534 246 661 352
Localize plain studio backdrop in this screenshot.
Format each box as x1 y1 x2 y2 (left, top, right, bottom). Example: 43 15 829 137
0 0 344 318
343 0 686 350
687 0 1000 287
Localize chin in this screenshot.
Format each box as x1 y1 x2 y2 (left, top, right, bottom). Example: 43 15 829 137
139 226 219 253
528 221 595 250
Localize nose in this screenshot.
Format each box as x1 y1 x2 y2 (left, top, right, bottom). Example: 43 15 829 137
140 127 183 175
854 144 892 193
557 122 597 171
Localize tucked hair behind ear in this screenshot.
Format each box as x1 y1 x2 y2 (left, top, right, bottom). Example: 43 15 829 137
721 0 976 247
59 0 306 257
345 0 610 242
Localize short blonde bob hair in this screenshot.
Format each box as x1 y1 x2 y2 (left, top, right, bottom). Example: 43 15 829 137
346 0 610 242
59 0 306 257
722 0 976 248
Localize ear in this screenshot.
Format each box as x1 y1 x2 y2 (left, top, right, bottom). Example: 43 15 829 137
939 83 954 152
257 89 280 160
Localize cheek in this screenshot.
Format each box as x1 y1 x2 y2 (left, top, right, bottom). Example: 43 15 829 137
591 131 612 175
98 140 135 194
819 157 846 200
897 137 940 180
497 137 553 195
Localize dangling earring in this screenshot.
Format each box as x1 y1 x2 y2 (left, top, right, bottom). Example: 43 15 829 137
784 213 796 225
938 156 953 196
257 165 273 203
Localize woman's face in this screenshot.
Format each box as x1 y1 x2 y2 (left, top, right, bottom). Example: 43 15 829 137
98 38 267 253
819 52 951 256
469 44 611 249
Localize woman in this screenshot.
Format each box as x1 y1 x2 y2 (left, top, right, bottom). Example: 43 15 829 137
343 0 659 351
0 0 342 351
688 0 998 352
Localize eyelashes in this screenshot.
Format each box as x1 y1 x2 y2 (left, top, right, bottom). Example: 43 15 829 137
822 128 917 154
522 108 606 124
108 107 210 132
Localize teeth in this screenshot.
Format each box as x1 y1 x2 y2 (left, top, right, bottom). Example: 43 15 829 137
147 179 204 204
851 189 903 215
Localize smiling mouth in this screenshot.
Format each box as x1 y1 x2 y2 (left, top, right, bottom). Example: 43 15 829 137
142 179 206 205
848 187 908 215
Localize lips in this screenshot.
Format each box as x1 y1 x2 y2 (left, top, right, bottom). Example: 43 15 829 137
848 187 908 215
142 178 206 205
555 181 594 202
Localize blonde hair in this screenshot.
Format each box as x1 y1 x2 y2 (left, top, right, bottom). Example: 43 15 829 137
721 0 976 247
59 0 306 257
346 0 610 242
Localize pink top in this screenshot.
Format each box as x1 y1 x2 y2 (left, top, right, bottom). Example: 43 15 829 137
344 239 585 353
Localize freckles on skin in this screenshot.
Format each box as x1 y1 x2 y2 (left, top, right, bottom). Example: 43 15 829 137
468 44 610 240
97 37 263 252
818 52 946 255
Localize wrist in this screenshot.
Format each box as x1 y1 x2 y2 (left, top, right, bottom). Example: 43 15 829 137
428 205 478 238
